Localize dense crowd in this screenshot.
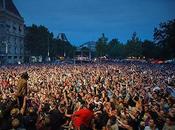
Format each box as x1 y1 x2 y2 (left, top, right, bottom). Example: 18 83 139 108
0 62 175 130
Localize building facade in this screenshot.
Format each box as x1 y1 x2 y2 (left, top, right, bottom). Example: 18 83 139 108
0 0 24 64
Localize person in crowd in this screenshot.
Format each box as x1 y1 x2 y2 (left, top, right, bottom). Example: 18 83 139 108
15 72 29 109
71 103 94 130
0 62 174 130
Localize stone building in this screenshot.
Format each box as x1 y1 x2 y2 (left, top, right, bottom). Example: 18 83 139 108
0 0 24 64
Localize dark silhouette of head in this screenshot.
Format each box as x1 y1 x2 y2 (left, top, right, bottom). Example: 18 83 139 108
88 103 95 110
21 72 29 80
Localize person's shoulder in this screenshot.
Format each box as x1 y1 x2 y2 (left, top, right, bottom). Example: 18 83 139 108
111 124 119 130
85 108 94 114
20 78 27 83
17 128 26 130
18 78 27 86
75 108 87 113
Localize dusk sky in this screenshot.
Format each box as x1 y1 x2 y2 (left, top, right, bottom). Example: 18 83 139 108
14 0 175 45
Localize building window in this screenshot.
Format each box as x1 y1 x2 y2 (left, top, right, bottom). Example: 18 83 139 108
6 24 10 32
0 23 4 29
8 44 11 54
6 24 10 28
14 56 17 59
14 38 16 44
13 26 16 30
8 56 12 59
19 26 22 32
15 47 17 54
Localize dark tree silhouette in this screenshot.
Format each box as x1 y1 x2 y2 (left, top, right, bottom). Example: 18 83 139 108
154 19 175 59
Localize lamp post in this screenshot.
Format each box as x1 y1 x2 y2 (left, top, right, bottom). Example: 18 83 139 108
47 35 51 62
5 41 8 54
47 36 50 57
4 41 8 63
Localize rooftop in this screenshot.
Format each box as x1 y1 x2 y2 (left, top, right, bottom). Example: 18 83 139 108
0 0 22 18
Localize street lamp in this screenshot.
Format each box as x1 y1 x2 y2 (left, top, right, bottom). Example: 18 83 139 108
47 35 51 62
47 36 50 57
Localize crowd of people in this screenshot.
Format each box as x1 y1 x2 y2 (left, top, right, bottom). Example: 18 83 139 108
0 62 175 130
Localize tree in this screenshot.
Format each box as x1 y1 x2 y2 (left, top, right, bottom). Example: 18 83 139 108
96 33 108 57
24 24 53 57
24 25 76 59
125 32 142 57
142 40 161 59
107 39 125 58
63 41 76 58
154 19 175 59
50 38 76 58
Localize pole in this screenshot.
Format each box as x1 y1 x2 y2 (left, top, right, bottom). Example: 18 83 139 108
88 50 91 63
81 50 83 64
5 41 8 54
4 41 8 64
47 36 50 57
47 35 51 62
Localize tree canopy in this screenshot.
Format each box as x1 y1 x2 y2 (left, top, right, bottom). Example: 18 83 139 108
95 33 108 57
24 24 53 57
154 19 175 59
95 19 175 60
24 19 175 61
24 24 76 59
